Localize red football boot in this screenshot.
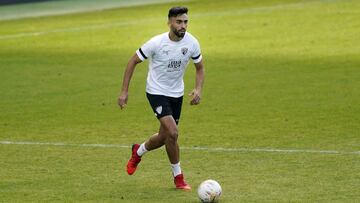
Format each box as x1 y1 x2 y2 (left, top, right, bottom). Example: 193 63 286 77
126 144 141 175
174 174 191 190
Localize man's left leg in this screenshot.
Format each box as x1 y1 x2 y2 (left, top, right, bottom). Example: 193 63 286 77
159 115 191 190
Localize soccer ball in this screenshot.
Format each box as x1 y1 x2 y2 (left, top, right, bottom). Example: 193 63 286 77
197 179 222 203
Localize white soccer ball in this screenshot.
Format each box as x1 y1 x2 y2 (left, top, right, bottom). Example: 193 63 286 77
197 179 222 203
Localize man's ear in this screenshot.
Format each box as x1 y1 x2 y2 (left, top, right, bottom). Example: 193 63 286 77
167 18 171 26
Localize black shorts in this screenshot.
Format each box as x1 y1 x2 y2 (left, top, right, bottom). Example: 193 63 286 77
146 93 183 124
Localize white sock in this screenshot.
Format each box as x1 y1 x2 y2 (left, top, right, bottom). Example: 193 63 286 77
136 143 148 157
171 162 182 177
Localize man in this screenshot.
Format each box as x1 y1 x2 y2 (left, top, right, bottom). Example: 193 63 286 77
118 6 204 190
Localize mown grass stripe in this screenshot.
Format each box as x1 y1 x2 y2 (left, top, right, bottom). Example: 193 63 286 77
1 140 359 155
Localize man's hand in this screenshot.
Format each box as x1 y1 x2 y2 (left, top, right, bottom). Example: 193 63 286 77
118 91 128 109
189 89 201 105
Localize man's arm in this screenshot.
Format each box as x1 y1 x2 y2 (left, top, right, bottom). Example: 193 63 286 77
189 59 205 105
118 53 142 109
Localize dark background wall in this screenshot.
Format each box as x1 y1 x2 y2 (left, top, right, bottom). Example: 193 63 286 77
0 0 52 5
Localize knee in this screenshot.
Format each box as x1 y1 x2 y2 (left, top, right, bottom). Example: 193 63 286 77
166 129 178 143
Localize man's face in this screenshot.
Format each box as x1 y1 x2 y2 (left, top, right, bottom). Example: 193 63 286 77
168 14 188 38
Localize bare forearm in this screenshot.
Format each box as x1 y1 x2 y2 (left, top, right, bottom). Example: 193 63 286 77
121 61 136 92
189 61 205 105
118 54 142 109
195 63 205 92
120 54 142 93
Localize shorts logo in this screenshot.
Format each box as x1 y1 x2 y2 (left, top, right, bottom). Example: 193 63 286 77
181 47 188 55
156 106 162 114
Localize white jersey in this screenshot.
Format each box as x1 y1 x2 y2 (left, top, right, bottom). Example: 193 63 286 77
136 32 202 97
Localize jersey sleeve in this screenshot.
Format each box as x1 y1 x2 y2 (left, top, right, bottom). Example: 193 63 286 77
191 39 202 64
136 37 157 61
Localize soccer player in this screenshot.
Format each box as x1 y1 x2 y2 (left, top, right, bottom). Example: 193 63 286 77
118 6 204 190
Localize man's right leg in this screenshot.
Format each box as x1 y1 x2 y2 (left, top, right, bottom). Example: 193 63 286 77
126 125 167 175
135 116 180 167
145 125 167 151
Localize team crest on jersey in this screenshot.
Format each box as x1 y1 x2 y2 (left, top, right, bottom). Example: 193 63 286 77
181 47 188 55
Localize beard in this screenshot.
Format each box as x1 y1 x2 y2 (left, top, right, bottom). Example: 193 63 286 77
173 28 186 38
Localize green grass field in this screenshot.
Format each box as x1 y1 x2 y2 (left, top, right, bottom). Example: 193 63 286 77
1 0 360 202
